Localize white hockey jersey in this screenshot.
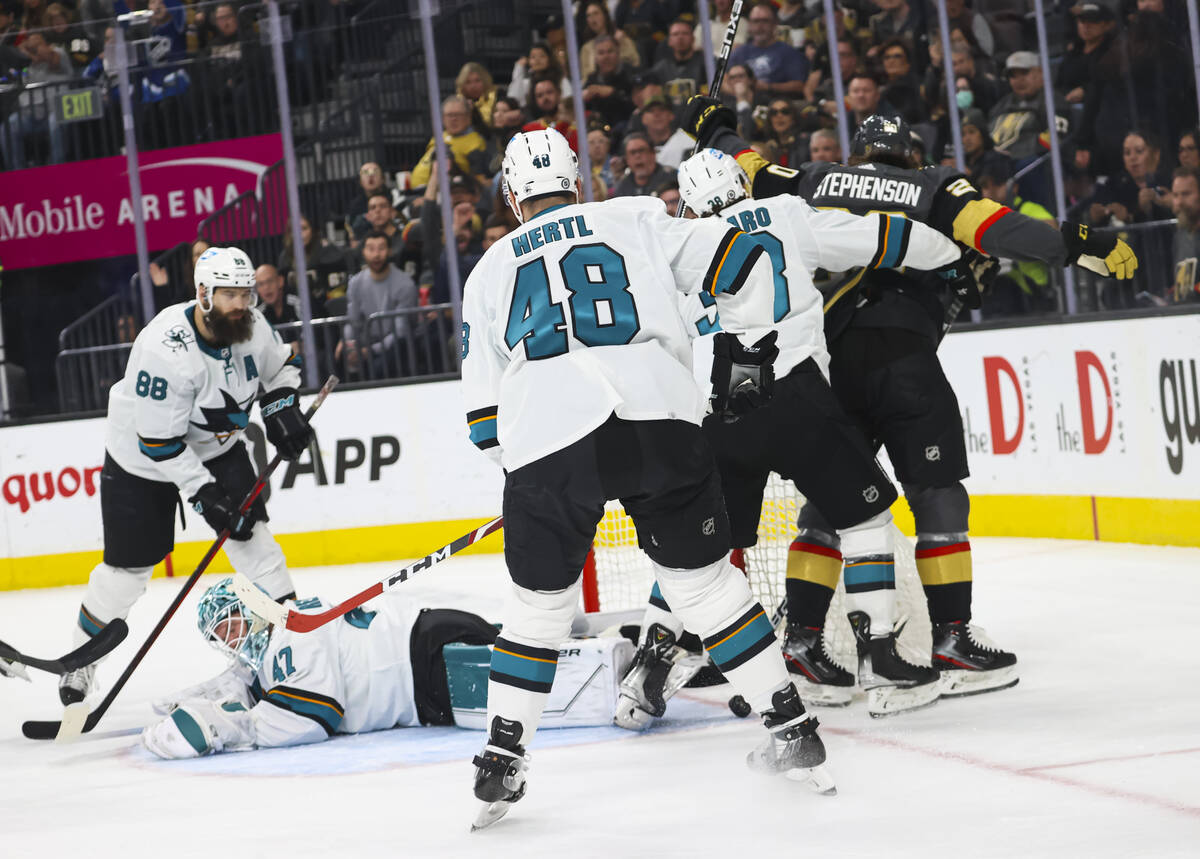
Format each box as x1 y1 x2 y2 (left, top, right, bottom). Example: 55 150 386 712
461 196 776 470
713 197 961 377
246 595 425 748
104 303 302 499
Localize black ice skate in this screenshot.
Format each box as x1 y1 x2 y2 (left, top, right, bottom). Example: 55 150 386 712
782 624 854 706
849 611 940 717
613 623 705 730
933 621 1019 698
58 663 95 706
747 683 837 795
471 717 528 831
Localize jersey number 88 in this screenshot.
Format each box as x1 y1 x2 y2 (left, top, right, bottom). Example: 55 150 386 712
135 371 168 401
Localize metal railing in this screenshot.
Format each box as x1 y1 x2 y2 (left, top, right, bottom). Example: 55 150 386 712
55 342 134 413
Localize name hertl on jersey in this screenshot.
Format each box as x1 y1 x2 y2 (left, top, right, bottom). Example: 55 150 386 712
461 196 775 471
104 303 301 499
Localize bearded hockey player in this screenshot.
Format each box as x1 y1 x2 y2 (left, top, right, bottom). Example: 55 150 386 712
58 247 314 707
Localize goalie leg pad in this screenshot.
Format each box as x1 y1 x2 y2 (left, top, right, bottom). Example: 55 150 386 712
654 556 789 715
222 524 295 601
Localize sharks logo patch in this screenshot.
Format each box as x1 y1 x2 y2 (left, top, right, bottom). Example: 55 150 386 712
190 389 256 443
163 325 194 352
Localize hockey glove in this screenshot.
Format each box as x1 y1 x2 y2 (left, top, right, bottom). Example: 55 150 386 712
710 331 779 421
260 387 313 461
1061 221 1138 279
142 699 255 759
681 95 737 149
189 482 256 541
0 656 30 681
935 254 983 310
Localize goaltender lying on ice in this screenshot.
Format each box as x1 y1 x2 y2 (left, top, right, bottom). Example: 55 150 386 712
141 578 635 758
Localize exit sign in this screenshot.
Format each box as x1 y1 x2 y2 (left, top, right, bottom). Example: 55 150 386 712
55 87 104 123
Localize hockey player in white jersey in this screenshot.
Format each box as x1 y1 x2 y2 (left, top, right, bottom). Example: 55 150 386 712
58 247 315 706
462 128 835 829
141 578 498 757
616 149 969 724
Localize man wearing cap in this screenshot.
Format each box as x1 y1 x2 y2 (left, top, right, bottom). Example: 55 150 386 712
1057 3 1117 106
987 51 1071 207
640 95 693 169
729 2 809 99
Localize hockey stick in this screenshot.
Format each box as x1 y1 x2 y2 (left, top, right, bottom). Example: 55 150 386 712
0 619 129 675
21 375 339 741
674 0 744 218
232 516 504 632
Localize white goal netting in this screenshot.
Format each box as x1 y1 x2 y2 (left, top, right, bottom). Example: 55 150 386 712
586 473 931 669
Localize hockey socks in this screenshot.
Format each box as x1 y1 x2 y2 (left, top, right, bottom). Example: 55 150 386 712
784 536 841 628
914 533 972 625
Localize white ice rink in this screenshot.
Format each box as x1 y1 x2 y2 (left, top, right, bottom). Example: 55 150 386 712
3 537 1199 858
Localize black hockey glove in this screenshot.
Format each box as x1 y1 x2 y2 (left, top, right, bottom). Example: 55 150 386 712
260 387 313 461
189 483 255 541
935 255 983 310
1061 221 1138 279
681 95 737 149
709 331 779 421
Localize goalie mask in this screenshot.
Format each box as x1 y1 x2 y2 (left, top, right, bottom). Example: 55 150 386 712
197 578 271 671
194 246 257 313
677 148 749 217
501 128 580 223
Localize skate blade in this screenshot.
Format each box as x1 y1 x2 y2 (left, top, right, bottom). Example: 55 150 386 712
613 696 654 731
939 666 1019 698
866 682 940 718
794 677 854 708
471 800 515 831
785 763 838 796
55 702 90 743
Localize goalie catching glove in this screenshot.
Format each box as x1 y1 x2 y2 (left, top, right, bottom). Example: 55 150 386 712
710 330 779 420
260 387 313 461
142 698 255 759
1061 222 1138 279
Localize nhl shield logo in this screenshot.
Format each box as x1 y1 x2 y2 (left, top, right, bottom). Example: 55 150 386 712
925 445 941 461
862 485 880 503
702 517 715 536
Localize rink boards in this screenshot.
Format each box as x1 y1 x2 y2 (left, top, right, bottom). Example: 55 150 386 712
1 312 1198 589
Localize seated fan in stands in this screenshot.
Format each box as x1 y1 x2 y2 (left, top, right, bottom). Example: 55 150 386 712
614 147 972 725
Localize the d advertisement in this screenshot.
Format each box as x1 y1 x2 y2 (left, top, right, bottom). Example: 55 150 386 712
0 134 283 270
940 315 1200 500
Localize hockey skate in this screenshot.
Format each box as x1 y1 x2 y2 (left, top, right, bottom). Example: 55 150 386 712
849 612 940 718
58 663 96 706
933 621 1018 698
747 683 837 795
471 718 529 831
781 624 854 707
613 623 706 730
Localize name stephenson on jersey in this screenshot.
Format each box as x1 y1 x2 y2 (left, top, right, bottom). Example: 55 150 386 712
104 302 302 499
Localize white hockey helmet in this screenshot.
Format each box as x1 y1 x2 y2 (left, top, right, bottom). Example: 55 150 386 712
502 128 580 223
194 246 257 311
677 148 750 217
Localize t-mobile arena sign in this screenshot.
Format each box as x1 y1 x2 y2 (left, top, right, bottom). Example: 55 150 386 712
0 134 282 271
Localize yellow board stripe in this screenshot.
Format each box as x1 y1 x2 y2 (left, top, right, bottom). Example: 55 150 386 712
4 496 1199 591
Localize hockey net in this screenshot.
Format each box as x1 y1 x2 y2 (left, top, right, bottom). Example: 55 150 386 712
582 473 931 670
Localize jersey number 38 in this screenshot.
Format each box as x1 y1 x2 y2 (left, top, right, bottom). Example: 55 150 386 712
505 243 642 360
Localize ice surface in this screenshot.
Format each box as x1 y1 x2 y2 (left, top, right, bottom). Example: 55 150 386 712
3 538 1199 857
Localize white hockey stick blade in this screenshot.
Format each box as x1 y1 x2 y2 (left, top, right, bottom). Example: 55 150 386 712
471 800 516 832
55 702 90 743
786 763 838 796
231 574 289 628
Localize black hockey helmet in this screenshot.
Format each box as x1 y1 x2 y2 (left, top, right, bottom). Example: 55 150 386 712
851 114 913 165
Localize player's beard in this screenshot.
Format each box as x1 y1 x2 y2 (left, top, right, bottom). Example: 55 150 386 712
206 305 254 345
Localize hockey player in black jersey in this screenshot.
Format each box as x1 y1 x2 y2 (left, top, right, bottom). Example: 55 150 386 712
679 97 1138 699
